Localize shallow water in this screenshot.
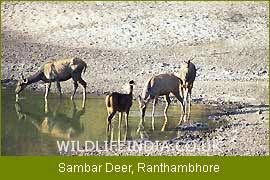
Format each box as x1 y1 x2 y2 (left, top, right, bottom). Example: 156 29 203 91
2 87 218 155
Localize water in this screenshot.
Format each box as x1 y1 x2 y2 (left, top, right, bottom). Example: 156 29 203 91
2 87 215 155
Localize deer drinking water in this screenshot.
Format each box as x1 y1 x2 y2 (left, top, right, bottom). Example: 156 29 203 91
15 58 87 107
138 74 184 131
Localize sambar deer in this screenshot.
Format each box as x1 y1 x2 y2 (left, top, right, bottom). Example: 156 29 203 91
138 74 184 130
15 57 87 107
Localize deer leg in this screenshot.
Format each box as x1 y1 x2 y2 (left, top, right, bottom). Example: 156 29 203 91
118 112 123 142
56 81 62 98
123 120 127 143
179 114 185 125
180 86 184 97
124 110 129 143
183 88 189 115
172 90 184 113
106 110 114 143
164 94 171 116
44 82 51 100
188 92 191 114
161 95 171 132
181 87 186 114
107 111 116 134
187 88 192 121
140 105 147 125
71 81 78 100
45 97 48 114
78 78 87 108
173 90 187 124
137 106 146 133
125 109 129 129
119 112 123 127
151 97 158 131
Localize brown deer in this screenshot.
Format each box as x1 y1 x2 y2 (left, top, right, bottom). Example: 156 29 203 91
15 57 87 107
138 74 184 130
105 80 135 133
178 60 196 117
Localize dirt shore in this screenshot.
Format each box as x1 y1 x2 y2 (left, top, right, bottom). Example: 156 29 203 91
1 2 269 155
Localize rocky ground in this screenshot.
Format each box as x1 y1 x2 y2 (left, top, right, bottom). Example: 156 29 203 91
1 1 269 156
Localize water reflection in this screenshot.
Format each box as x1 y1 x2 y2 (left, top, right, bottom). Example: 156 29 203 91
106 114 132 143
179 113 192 125
2 87 217 155
14 100 85 139
137 113 169 133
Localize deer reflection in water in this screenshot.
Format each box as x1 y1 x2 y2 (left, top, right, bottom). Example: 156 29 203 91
14 99 85 139
137 112 169 133
106 118 132 144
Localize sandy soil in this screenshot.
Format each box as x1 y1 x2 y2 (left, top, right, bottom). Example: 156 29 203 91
1 2 269 155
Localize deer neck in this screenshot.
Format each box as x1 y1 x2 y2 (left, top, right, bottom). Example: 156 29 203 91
141 85 150 100
26 71 43 85
128 85 133 95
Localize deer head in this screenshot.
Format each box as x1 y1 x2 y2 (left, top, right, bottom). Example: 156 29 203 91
15 75 28 94
129 80 135 86
138 95 147 109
